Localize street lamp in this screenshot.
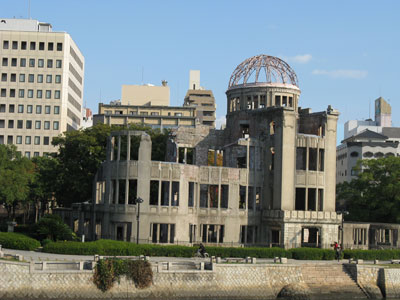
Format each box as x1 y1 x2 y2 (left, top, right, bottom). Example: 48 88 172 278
136 197 144 244
337 210 349 250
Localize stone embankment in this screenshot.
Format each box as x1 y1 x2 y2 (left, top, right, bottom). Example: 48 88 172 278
1 258 400 299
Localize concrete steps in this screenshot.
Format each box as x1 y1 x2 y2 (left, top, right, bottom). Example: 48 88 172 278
301 264 367 298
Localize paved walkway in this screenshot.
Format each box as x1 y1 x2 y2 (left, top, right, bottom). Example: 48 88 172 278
1 248 391 264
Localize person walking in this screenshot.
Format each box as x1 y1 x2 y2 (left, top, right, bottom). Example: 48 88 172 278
333 241 340 261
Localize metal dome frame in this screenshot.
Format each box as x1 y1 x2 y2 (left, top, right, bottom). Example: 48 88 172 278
228 54 298 88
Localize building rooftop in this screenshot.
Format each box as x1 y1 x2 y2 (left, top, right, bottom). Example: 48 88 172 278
0 18 52 32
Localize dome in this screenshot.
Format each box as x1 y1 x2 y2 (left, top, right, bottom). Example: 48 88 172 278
228 54 299 89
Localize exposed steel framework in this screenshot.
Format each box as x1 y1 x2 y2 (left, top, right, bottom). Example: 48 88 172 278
228 54 298 88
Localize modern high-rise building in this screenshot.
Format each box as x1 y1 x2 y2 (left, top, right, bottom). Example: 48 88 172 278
0 18 84 157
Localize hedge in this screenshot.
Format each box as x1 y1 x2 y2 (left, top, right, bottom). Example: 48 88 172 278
0 232 41 251
343 249 400 260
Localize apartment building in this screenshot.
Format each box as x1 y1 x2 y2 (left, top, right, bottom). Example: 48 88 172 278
0 18 84 157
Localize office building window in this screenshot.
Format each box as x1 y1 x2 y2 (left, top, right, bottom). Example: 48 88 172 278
48 42 54 51
28 89 33 98
25 152 31 158
21 41 27 50
47 59 53 68
36 105 42 114
29 58 35 67
20 58 26 67
1 73 6 81
54 106 60 114
17 120 23 129
9 89 15 97
45 106 51 114
19 74 25 82
54 90 60 99
45 90 51 99
25 136 31 144
0 120 4 128
38 59 44 68
9 104 14 113
18 89 24 98
53 121 59 130
46 75 52 83
34 136 40 145
16 136 22 144
18 104 24 113
3 40 9 49
43 137 49 145
0 104 5 112
12 41 18 49
55 75 61 83
34 152 39 157
8 120 14 128
2 58 8 66
57 43 63 51
44 121 50 130
1 89 6 97
26 120 32 129
30 42 36 50
37 90 42 98
7 136 13 144
37 74 43 83
10 73 16 82
11 58 17 66
56 60 62 68
28 74 34 82
0 135 3 144
27 105 32 113
35 121 41 129
39 42 45 50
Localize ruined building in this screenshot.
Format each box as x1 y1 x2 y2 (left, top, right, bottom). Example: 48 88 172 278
65 55 341 248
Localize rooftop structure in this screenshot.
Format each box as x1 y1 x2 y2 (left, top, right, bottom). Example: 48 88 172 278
121 82 170 106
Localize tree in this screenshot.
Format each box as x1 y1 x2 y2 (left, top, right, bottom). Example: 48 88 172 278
32 214 75 241
51 123 169 207
336 156 400 223
0 145 34 219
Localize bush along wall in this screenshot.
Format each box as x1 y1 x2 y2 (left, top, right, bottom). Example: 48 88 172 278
93 258 153 292
0 232 41 251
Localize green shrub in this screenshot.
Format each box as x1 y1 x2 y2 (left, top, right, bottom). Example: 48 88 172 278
93 258 153 292
41 238 52 247
343 249 400 260
32 214 75 241
0 232 40 250
289 248 336 260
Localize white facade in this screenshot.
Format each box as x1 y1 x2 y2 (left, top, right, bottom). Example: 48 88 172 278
0 19 85 157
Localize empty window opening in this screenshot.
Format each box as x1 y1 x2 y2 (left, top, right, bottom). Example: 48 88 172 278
241 225 258 244
309 148 318 171
188 182 195 207
116 225 124 241
202 224 224 243
271 229 281 246
256 187 261 211
270 147 275 171
318 189 324 211
240 124 249 138
152 223 175 244
246 96 252 109
128 179 137 204
208 149 223 166
270 121 275 136
289 97 293 107
209 185 218 208
221 185 228 209
282 96 287 107
171 181 179 206
319 149 324 171
275 95 281 106
307 188 316 211
200 184 208 208
150 181 159 205
130 135 140 161
118 180 126 204
302 227 320 248
239 185 246 209
178 147 185 163
248 187 254 210
295 188 306 210
296 147 307 170
189 224 197 243
161 181 170 206
237 156 247 168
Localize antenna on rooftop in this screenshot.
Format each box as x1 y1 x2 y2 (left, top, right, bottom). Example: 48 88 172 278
369 100 371 119
141 67 144 85
28 0 31 19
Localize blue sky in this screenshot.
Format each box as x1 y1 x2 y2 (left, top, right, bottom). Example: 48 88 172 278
3 0 400 143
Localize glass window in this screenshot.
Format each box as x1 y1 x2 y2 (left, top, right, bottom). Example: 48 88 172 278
2 58 8 66
53 121 59 130
47 59 53 68
3 40 9 49
34 136 40 145
54 90 60 99
1 73 6 81
9 89 15 97
12 41 18 49
1 89 6 97
21 41 27 50
25 136 31 144
0 104 5 112
17 120 23 129
18 104 24 113
9 104 14 113
44 136 49 145
11 58 17 66
54 106 60 114
48 42 54 51
38 59 44 68
35 121 41 129
39 42 45 50
37 74 43 83
46 75 52 83
18 89 24 98
57 43 63 51
26 120 32 129
34 152 39 157
45 105 51 114
55 75 61 83
44 121 50 130
25 152 31 158
27 89 33 98
36 105 42 114
37 90 42 98
29 58 35 67
16 136 22 144
20 58 26 67
10 73 16 82
45 90 51 99
30 42 36 50
19 74 25 82
28 74 34 82
27 105 32 114
56 59 62 68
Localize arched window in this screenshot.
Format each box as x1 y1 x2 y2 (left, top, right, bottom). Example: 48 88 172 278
374 152 384 158
350 151 359 157
363 152 373 158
